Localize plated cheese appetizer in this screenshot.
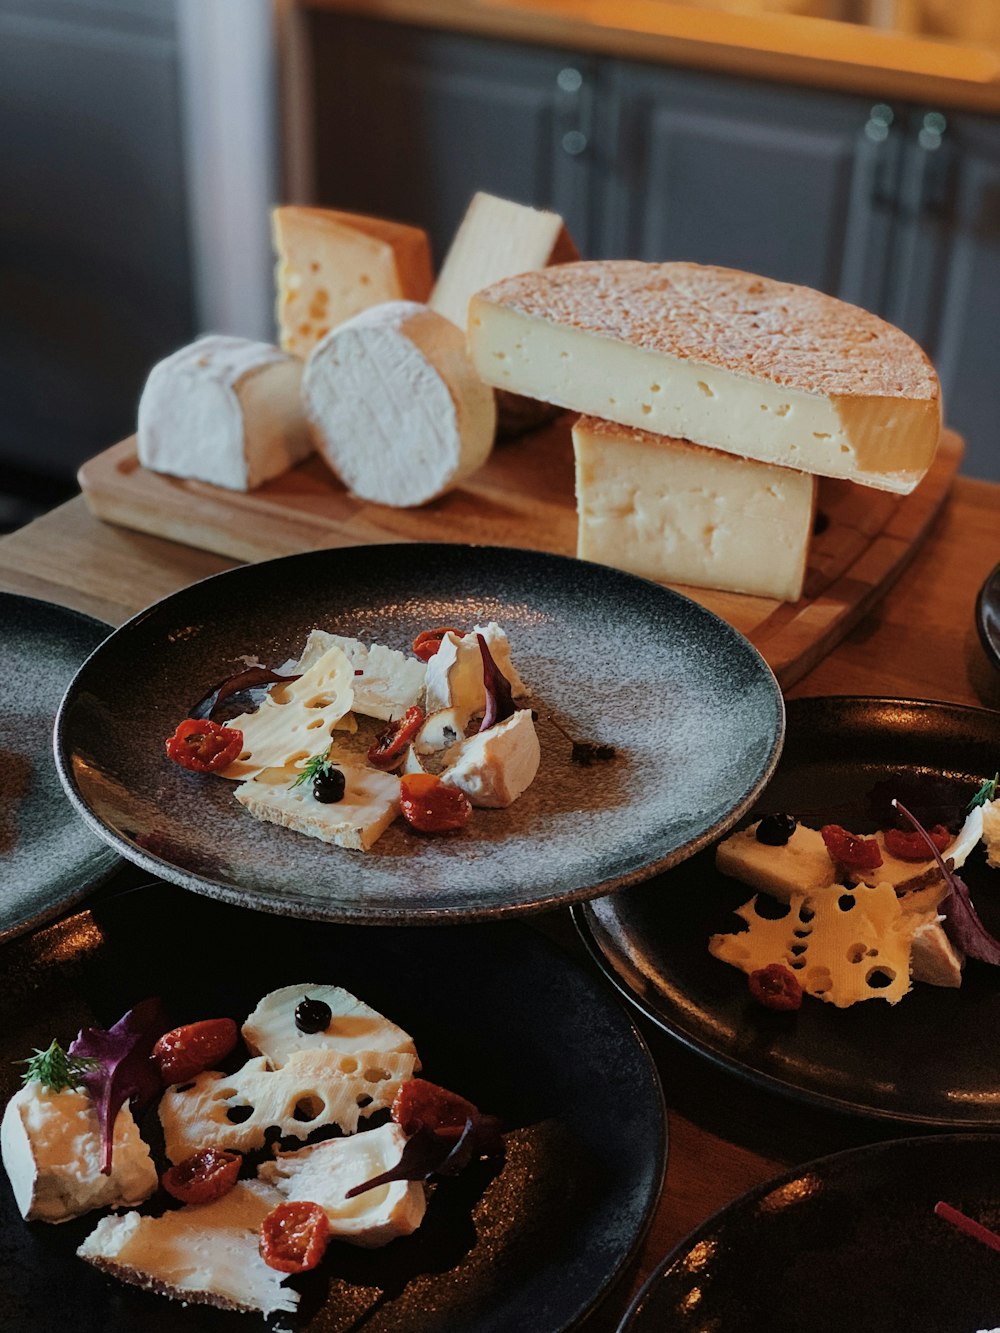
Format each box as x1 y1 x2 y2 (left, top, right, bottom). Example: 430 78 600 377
2 985 501 1319
709 774 1000 1009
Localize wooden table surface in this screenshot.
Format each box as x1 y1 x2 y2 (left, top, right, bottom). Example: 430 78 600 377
2 481 1000 1326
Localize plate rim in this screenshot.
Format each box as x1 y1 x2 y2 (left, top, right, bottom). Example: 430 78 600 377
975 559 1000 672
575 694 1000 1129
53 542 785 924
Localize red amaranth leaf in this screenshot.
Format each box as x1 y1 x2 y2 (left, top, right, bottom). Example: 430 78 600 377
69 997 170 1174
893 800 1000 966
344 1113 504 1200
477 634 515 733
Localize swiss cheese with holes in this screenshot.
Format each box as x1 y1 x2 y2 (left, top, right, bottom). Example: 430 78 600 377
293 631 426 721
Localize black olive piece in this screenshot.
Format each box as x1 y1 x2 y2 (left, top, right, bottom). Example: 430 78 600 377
312 766 346 804
295 996 333 1034
756 813 797 846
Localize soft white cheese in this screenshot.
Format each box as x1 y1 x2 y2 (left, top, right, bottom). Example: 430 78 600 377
233 763 401 851
423 623 529 718
293 631 426 721
78 1179 296 1316
137 334 312 490
1 1084 156 1223
440 709 540 808
981 799 1000 868
242 983 418 1069
258 1122 425 1247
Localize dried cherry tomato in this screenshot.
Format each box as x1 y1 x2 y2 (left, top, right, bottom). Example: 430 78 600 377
748 964 804 1011
153 1017 238 1085
165 719 242 774
412 627 461 662
392 1078 479 1141
162 1148 241 1205
367 706 425 771
883 823 952 862
260 1201 330 1273
820 824 883 872
399 773 472 833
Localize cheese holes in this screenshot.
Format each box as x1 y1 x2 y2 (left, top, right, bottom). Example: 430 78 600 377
293 1096 324 1122
838 894 857 912
364 1067 390 1084
847 944 868 963
338 1058 358 1074
806 966 833 995
866 967 896 989
356 1094 373 1108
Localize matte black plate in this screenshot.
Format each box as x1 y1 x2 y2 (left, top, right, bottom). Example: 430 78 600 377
576 697 1000 1127
0 592 118 939
54 544 783 923
620 1135 1000 1333
975 560 1000 672
0 881 665 1332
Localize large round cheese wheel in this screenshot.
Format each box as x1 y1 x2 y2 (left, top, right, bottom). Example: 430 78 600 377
303 301 496 506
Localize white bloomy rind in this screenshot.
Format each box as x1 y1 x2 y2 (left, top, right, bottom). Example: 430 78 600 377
137 334 312 490
303 300 496 506
441 709 540 808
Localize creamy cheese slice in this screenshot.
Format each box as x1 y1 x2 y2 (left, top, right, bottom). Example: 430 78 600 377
470 261 941 494
78 1179 296 1316
233 763 401 851
1 1085 156 1223
243 983 418 1069
441 708 540 808
159 1048 417 1163
259 1122 426 1247
573 416 816 601
423 623 530 719
293 631 426 721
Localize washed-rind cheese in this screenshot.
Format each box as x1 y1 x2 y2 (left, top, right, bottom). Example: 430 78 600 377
159 1048 417 1163
1 1085 156 1223
273 206 433 359
243 984 418 1068
304 301 496 507
258 1122 425 1247
470 262 941 493
293 631 426 721
573 415 817 601
137 335 313 491
234 764 401 850
78 1179 296 1316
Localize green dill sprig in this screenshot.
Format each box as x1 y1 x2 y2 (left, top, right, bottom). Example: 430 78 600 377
290 745 334 790
968 773 999 811
20 1039 100 1093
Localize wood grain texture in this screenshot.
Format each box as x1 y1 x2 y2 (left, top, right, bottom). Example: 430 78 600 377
76 425 963 688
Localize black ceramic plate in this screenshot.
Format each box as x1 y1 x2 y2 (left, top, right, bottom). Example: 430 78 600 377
975 560 1000 672
0 591 118 939
575 696 1000 1127
0 880 665 1333
619 1135 1000 1333
54 544 783 923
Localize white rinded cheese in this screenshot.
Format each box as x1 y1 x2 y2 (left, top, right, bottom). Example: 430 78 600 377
981 799 1000 868
573 416 817 602
159 1048 417 1163
413 708 468 757
293 631 426 721
233 763 401 851
710 881 918 1007
303 301 496 507
258 1122 425 1247
423 623 529 719
137 335 312 490
78 1179 296 1316
910 916 963 988
243 983 418 1069
469 262 941 494
1 1084 156 1223
220 646 355 781
441 709 540 808
273 206 433 359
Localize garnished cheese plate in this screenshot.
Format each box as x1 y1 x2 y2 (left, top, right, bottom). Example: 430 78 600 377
0 881 665 1331
575 697 1000 1127
53 544 783 923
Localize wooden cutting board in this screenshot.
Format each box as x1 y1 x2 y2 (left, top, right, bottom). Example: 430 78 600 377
78 423 962 689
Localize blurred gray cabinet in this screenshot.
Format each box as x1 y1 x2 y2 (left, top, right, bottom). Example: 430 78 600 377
0 0 194 479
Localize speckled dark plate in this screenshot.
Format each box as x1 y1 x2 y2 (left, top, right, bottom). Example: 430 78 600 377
0 880 665 1333
0 592 119 939
619 1135 1000 1333
54 544 783 923
975 560 1000 672
576 697 1000 1128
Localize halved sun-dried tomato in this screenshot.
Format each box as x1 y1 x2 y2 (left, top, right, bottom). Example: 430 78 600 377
367 705 425 771
391 1078 479 1141
165 719 242 774
153 1017 239 1085
162 1148 241 1205
399 773 472 833
259 1201 330 1273
883 823 952 862
748 964 804 1011
412 627 462 662
821 824 883 872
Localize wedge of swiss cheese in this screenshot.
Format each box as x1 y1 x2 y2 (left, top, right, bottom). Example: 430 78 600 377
470 261 941 493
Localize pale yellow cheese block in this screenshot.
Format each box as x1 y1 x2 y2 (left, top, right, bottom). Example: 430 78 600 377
470 261 941 493
573 415 817 601
273 206 433 358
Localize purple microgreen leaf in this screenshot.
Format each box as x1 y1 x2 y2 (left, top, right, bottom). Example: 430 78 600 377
191 667 302 723
477 633 515 733
68 997 171 1175
344 1113 504 1200
893 800 1000 965
935 1201 1000 1256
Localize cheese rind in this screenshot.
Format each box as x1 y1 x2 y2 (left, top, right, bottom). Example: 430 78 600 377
470 262 941 493
573 416 816 601
273 206 433 359
304 301 497 506
242 983 418 1068
137 335 313 491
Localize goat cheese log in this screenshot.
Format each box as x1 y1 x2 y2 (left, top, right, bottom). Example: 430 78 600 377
303 301 496 506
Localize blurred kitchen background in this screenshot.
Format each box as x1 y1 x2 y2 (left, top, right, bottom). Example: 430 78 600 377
3 0 1000 531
